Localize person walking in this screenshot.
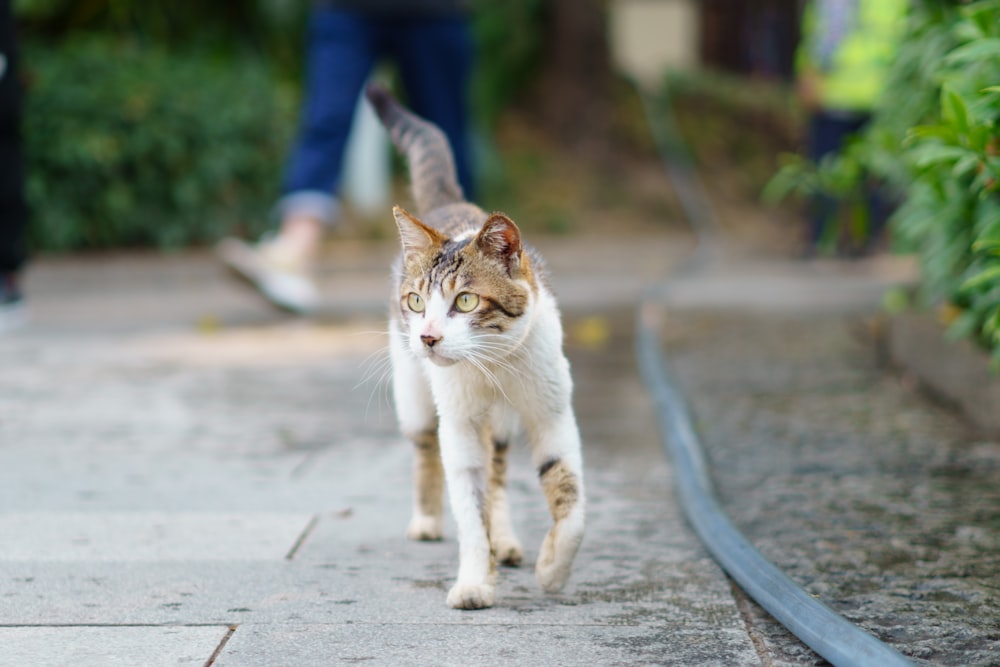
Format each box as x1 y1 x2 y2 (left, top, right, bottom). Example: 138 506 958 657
795 0 908 256
0 0 28 331
220 0 475 314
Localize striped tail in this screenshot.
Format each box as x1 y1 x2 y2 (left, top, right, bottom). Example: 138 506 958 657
365 83 465 215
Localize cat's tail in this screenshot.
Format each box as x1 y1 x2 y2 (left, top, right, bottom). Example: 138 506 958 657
365 83 465 215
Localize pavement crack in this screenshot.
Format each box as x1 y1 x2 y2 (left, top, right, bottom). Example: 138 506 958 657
285 514 320 561
290 448 322 479
729 578 775 667
204 624 238 667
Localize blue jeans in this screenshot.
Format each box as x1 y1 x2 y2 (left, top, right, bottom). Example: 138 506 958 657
278 9 475 224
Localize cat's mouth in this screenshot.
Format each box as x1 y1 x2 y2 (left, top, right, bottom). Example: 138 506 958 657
425 350 459 367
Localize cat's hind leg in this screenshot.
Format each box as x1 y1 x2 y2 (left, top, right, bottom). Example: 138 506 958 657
438 418 497 609
529 410 585 593
390 324 444 541
489 438 523 566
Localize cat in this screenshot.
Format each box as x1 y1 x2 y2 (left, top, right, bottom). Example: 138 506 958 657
366 83 585 610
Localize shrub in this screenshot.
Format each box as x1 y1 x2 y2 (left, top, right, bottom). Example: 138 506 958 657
24 38 296 250
765 0 1000 362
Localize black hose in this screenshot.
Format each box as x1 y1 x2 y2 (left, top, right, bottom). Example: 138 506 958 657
632 82 914 667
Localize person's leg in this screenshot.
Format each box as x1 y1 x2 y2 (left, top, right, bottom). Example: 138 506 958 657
0 0 28 326
277 8 379 249
389 16 476 200
220 9 377 313
862 177 893 254
805 111 865 253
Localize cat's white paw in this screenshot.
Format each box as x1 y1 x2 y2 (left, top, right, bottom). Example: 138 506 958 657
535 529 575 593
447 582 496 609
494 538 524 567
536 558 572 593
406 514 443 541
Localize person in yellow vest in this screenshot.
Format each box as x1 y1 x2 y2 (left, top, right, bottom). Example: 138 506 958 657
796 0 908 256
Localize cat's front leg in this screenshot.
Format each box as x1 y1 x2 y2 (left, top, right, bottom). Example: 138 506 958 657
406 427 445 541
489 438 523 566
390 324 444 541
529 408 585 594
438 417 496 609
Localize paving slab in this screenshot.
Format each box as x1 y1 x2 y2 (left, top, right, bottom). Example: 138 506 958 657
214 622 755 667
0 626 230 667
0 512 314 561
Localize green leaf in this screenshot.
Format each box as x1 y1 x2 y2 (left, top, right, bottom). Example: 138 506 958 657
953 154 981 178
960 265 1000 291
959 1 1000 36
906 124 958 144
972 238 1000 255
940 87 971 136
910 143 972 168
944 37 1000 64
883 287 911 315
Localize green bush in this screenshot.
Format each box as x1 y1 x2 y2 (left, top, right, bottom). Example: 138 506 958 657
18 1 548 251
662 70 801 196
766 0 1000 363
24 38 297 250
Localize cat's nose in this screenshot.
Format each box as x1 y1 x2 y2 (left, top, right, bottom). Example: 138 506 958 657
421 334 441 348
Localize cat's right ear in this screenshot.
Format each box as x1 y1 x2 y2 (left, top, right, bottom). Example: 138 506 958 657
393 206 445 254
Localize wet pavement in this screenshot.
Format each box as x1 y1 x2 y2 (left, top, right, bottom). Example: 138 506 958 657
1 228 997 665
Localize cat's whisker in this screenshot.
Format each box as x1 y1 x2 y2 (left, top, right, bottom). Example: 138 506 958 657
466 354 513 405
357 347 395 418
351 329 392 338
469 339 529 379
357 345 392 386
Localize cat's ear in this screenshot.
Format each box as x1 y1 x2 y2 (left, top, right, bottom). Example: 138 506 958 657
475 213 522 275
393 206 445 254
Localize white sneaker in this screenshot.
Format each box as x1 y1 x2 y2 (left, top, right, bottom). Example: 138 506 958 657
217 237 320 314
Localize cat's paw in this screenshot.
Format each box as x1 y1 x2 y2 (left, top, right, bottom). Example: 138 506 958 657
406 514 443 541
535 558 572 593
447 582 496 610
493 538 524 567
535 531 573 593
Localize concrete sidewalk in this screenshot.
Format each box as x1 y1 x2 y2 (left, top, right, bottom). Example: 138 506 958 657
1 230 980 666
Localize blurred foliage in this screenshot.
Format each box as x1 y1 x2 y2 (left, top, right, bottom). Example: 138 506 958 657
15 0 306 250
470 0 545 128
662 70 801 196
14 0 549 250
14 0 308 74
23 38 296 250
765 0 1000 362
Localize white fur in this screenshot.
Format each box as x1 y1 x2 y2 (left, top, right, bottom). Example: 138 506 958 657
391 283 585 609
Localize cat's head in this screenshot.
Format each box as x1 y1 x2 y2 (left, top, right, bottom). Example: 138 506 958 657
393 206 536 367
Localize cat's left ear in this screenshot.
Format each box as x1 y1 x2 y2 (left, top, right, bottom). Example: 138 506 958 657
393 206 446 255
476 213 522 275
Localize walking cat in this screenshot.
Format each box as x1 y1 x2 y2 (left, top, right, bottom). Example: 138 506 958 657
367 84 585 610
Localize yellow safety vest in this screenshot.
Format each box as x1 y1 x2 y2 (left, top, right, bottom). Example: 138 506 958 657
796 0 909 112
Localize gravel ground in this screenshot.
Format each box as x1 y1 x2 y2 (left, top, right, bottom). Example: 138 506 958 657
659 309 1000 666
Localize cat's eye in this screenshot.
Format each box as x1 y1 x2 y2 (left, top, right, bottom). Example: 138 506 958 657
407 293 425 313
454 292 480 313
